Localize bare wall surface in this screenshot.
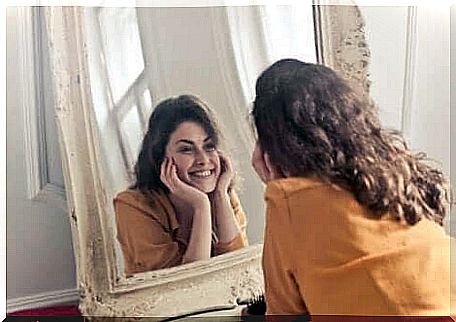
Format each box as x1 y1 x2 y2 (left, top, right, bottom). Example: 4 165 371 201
361 5 452 235
6 7 77 310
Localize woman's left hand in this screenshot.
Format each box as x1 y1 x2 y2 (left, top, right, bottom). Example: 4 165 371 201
215 152 233 194
252 143 281 184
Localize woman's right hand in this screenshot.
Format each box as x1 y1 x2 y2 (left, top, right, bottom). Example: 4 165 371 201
161 157 212 264
160 157 210 209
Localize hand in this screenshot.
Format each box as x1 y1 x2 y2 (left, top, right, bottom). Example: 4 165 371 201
251 143 280 184
214 152 234 194
160 157 209 209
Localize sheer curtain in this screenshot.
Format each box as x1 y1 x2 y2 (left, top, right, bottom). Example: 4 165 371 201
212 4 317 151
84 7 151 196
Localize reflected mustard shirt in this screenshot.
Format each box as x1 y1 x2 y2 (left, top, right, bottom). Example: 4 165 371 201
114 189 248 275
263 177 455 316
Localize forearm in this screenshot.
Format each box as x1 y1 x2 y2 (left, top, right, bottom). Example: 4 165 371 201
182 202 212 264
211 191 241 244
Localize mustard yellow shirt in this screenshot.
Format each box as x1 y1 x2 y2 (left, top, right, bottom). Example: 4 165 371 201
114 189 248 275
263 177 455 316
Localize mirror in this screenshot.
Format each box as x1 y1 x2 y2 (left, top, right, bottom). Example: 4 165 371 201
43 3 369 318
81 5 318 276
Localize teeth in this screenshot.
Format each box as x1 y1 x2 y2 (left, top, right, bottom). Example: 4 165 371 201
191 170 212 178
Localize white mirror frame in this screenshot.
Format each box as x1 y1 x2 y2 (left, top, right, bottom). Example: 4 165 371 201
315 2 371 93
44 4 370 319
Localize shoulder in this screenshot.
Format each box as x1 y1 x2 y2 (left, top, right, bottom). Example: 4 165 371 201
265 177 357 220
115 189 145 202
265 177 330 199
114 189 170 220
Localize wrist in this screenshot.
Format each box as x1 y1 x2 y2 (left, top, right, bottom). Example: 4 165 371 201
212 189 230 200
192 198 211 213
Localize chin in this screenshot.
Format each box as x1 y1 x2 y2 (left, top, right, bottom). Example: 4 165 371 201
187 180 216 194
186 175 219 194
194 184 216 194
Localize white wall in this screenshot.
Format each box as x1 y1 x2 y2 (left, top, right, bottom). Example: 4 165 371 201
360 5 452 235
410 6 450 231
6 7 78 312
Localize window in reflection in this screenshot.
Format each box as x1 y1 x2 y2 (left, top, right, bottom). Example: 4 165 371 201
120 105 143 169
98 8 145 104
86 7 152 182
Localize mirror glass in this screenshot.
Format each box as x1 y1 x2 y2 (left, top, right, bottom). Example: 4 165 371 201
81 5 317 275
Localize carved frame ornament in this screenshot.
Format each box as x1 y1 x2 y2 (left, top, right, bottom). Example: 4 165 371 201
43 4 369 319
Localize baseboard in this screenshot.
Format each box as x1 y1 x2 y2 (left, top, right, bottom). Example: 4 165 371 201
6 288 80 313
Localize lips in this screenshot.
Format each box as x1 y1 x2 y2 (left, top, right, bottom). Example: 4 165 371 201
188 169 214 178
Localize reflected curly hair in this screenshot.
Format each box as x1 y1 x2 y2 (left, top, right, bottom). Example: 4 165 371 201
252 59 451 226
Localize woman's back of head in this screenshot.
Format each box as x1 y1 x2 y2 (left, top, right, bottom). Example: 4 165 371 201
252 58 451 226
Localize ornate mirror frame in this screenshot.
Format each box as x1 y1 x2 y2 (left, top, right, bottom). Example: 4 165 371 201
43 3 369 318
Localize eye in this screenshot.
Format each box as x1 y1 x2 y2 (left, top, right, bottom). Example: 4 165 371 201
204 142 216 152
177 145 193 154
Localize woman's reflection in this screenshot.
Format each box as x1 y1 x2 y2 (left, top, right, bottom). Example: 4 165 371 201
114 95 248 275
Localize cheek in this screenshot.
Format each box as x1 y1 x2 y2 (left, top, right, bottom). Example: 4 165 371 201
173 155 193 176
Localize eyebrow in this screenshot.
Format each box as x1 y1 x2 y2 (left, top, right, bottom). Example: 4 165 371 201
175 137 212 145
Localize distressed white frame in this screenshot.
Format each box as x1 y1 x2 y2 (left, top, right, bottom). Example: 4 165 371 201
314 1 371 94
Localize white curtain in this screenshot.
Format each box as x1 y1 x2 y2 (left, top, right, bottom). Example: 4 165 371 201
211 4 317 151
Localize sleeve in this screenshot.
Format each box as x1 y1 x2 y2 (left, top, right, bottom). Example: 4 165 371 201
215 191 249 255
114 193 184 274
262 184 310 316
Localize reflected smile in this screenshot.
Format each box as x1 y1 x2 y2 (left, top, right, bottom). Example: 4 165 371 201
188 169 214 178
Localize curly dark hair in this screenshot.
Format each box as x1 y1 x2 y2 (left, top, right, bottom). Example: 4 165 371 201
132 94 233 194
252 59 451 226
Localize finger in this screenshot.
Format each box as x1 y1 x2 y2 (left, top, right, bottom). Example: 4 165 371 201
219 153 233 175
252 157 268 183
167 157 173 175
167 157 177 184
264 153 279 181
224 155 233 173
160 158 167 180
160 158 173 190
169 164 183 188
256 166 268 183
160 157 168 181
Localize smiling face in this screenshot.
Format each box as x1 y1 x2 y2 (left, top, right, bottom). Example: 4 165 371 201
165 121 221 193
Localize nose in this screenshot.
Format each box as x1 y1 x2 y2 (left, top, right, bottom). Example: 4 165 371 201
194 149 210 165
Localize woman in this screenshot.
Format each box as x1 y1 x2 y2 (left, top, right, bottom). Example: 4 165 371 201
115 94 248 275
251 59 454 317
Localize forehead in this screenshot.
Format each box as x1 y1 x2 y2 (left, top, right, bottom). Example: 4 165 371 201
169 121 209 143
